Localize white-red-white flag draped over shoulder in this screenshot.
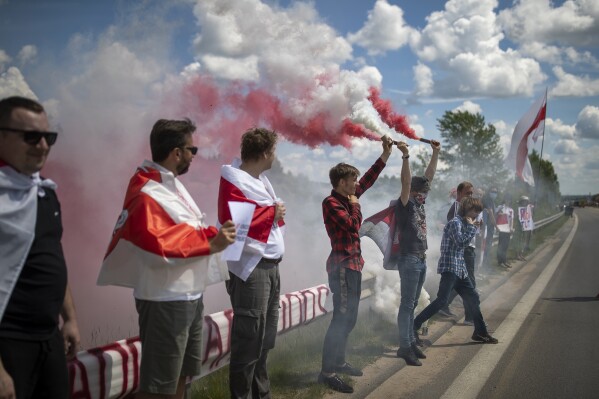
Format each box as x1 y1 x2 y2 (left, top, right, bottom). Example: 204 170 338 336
505 91 547 186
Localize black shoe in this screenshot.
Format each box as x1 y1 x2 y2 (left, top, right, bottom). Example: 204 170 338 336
414 330 424 347
318 373 353 393
472 333 499 344
396 347 422 366
438 307 455 317
335 362 363 376
411 343 426 359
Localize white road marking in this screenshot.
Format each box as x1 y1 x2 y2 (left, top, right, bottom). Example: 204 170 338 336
440 216 579 399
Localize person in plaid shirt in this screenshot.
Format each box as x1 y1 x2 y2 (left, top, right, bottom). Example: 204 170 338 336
413 197 499 345
318 136 395 394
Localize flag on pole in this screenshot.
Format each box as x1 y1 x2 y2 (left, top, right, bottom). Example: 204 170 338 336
505 91 547 186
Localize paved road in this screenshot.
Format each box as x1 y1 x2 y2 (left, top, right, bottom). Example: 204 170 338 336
326 208 599 399
480 207 599 399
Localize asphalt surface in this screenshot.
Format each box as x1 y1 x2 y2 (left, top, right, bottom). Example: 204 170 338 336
325 208 599 399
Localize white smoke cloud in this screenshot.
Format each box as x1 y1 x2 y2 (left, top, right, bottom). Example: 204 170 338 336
190 0 397 136
348 0 416 55
575 105 599 139
551 66 599 97
17 44 37 65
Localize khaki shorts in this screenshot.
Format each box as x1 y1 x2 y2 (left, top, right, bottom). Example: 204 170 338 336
135 298 204 395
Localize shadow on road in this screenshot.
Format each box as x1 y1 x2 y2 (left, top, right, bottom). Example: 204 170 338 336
543 296 599 302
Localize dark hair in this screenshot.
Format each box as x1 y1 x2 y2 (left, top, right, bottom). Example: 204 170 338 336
329 163 360 188
458 197 483 217
457 181 473 194
150 118 196 162
0 96 45 126
411 176 430 193
240 128 278 162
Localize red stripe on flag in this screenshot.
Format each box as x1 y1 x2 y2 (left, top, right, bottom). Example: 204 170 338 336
515 102 546 181
105 191 217 259
218 177 275 243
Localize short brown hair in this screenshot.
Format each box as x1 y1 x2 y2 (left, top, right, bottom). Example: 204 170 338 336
457 181 473 194
150 118 196 162
240 128 277 162
329 163 360 188
458 197 483 217
0 96 45 126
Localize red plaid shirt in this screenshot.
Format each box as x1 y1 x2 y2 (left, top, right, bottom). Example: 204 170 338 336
323 158 386 273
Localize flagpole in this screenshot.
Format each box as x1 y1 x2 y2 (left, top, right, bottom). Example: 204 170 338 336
533 87 548 207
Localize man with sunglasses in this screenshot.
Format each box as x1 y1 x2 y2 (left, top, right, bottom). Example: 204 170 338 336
0 96 80 399
97 118 236 399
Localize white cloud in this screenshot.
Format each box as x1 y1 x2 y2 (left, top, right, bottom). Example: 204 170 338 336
519 41 599 66
0 49 11 72
348 0 416 55
0 67 37 99
453 100 482 114
413 62 433 97
575 105 599 139
499 0 599 47
409 0 546 98
551 66 599 97
546 118 575 139
554 138 581 154
491 119 514 155
17 45 37 65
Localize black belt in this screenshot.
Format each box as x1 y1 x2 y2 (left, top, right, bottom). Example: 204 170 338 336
260 257 283 265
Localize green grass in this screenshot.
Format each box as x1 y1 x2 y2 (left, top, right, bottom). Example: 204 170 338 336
191 309 396 399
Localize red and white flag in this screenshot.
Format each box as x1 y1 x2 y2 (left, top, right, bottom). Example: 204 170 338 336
218 159 285 281
97 161 229 300
359 201 400 270
505 91 547 186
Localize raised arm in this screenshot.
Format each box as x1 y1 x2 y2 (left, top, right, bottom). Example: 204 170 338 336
397 141 411 206
424 140 441 183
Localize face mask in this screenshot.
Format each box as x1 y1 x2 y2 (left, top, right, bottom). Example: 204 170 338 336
414 192 428 204
490 193 498 200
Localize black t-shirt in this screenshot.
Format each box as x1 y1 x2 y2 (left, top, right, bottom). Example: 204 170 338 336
395 197 427 254
0 189 68 340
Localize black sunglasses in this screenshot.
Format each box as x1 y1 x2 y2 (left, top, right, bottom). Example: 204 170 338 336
0 127 58 146
183 146 198 155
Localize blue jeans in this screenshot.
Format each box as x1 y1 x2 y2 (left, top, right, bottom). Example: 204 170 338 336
414 272 489 336
396 254 427 348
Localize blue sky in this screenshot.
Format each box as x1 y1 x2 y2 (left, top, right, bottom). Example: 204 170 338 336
1 0 598 196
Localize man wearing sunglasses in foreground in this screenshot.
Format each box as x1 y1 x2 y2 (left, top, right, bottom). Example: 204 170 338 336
0 96 80 399
97 118 237 399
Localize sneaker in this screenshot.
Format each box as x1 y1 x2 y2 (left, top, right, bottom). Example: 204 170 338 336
335 362 363 376
411 343 426 359
438 307 455 317
396 347 422 366
471 333 499 344
318 373 353 393
463 320 474 326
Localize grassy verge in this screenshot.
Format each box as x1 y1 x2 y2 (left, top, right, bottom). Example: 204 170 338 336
191 309 396 399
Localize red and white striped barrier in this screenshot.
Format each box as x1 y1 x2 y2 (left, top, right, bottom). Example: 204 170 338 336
68 283 330 399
